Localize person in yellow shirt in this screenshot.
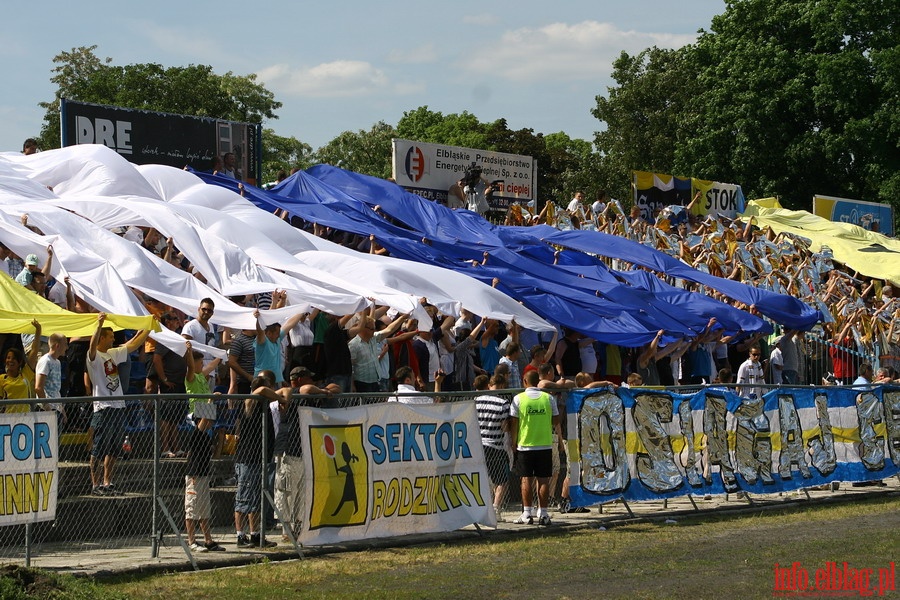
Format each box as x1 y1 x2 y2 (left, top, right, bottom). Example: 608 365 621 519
0 320 41 412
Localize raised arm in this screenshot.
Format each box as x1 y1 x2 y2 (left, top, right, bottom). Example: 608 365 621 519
124 327 152 353
88 313 106 361
27 320 41 371
41 246 54 279
254 309 265 344
184 341 196 384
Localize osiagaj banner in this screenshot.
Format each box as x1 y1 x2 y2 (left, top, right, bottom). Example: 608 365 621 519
567 385 899 506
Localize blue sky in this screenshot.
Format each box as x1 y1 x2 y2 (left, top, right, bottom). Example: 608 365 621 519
2 1 725 153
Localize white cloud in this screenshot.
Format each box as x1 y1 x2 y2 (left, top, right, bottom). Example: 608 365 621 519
257 60 423 98
459 20 697 83
387 43 437 64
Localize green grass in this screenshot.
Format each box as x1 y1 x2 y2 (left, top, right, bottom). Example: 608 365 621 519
14 495 900 599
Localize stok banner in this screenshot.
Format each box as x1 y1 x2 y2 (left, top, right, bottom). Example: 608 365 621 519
299 401 495 546
60 99 262 184
0 412 58 526
391 139 536 210
567 385 899 507
692 179 746 219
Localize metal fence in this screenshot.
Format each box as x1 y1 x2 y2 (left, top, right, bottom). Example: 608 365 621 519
0 382 893 573
0 390 527 570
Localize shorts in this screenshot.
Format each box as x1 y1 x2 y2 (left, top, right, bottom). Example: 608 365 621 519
234 461 262 515
185 475 212 520
483 445 510 487
90 407 125 459
513 448 553 479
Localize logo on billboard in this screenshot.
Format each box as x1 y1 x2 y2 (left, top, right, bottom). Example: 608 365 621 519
404 146 426 182
308 425 368 529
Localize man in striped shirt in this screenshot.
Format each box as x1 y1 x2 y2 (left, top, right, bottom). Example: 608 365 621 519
474 374 511 521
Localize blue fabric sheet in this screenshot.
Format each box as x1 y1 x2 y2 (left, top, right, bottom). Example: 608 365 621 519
196 165 820 346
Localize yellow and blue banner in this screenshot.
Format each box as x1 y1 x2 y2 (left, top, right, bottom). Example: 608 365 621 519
567 385 900 506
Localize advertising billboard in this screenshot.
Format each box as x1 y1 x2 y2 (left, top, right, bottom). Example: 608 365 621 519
60 99 262 184
391 139 536 212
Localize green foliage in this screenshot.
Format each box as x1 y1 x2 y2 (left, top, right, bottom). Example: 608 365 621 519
677 0 899 222
395 106 599 205
592 46 693 204
261 129 313 185
314 121 397 180
37 46 282 154
593 0 899 229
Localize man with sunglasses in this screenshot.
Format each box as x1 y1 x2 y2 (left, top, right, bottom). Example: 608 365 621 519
736 345 766 400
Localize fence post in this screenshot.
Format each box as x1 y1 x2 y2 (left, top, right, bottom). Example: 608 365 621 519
151 397 160 558
260 394 269 545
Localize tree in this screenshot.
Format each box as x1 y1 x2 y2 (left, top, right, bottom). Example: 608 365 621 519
261 129 313 185
314 121 396 179
676 0 899 221
591 46 693 204
593 0 899 229
396 107 490 150
37 46 282 152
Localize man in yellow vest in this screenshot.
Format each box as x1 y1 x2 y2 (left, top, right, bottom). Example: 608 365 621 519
510 370 561 525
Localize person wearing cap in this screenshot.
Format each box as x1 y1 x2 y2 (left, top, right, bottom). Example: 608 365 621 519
253 302 307 388
183 409 225 553
15 245 53 292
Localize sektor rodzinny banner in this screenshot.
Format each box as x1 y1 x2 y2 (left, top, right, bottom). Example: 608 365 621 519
298 401 494 546
566 385 900 506
0 412 58 526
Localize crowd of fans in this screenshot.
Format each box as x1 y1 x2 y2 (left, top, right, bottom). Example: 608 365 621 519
6 142 895 545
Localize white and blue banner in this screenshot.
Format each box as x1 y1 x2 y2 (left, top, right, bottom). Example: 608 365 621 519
299 401 494 546
567 385 900 506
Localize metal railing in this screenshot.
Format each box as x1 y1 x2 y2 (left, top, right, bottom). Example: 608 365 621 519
0 382 893 573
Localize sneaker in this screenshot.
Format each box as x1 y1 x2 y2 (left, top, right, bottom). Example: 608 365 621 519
205 542 225 552
558 498 571 513
570 506 590 514
538 515 552 526
513 515 533 525
189 542 204 552
249 533 277 548
104 483 124 496
91 485 106 496
236 534 252 548
174 450 186 458
161 451 176 459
